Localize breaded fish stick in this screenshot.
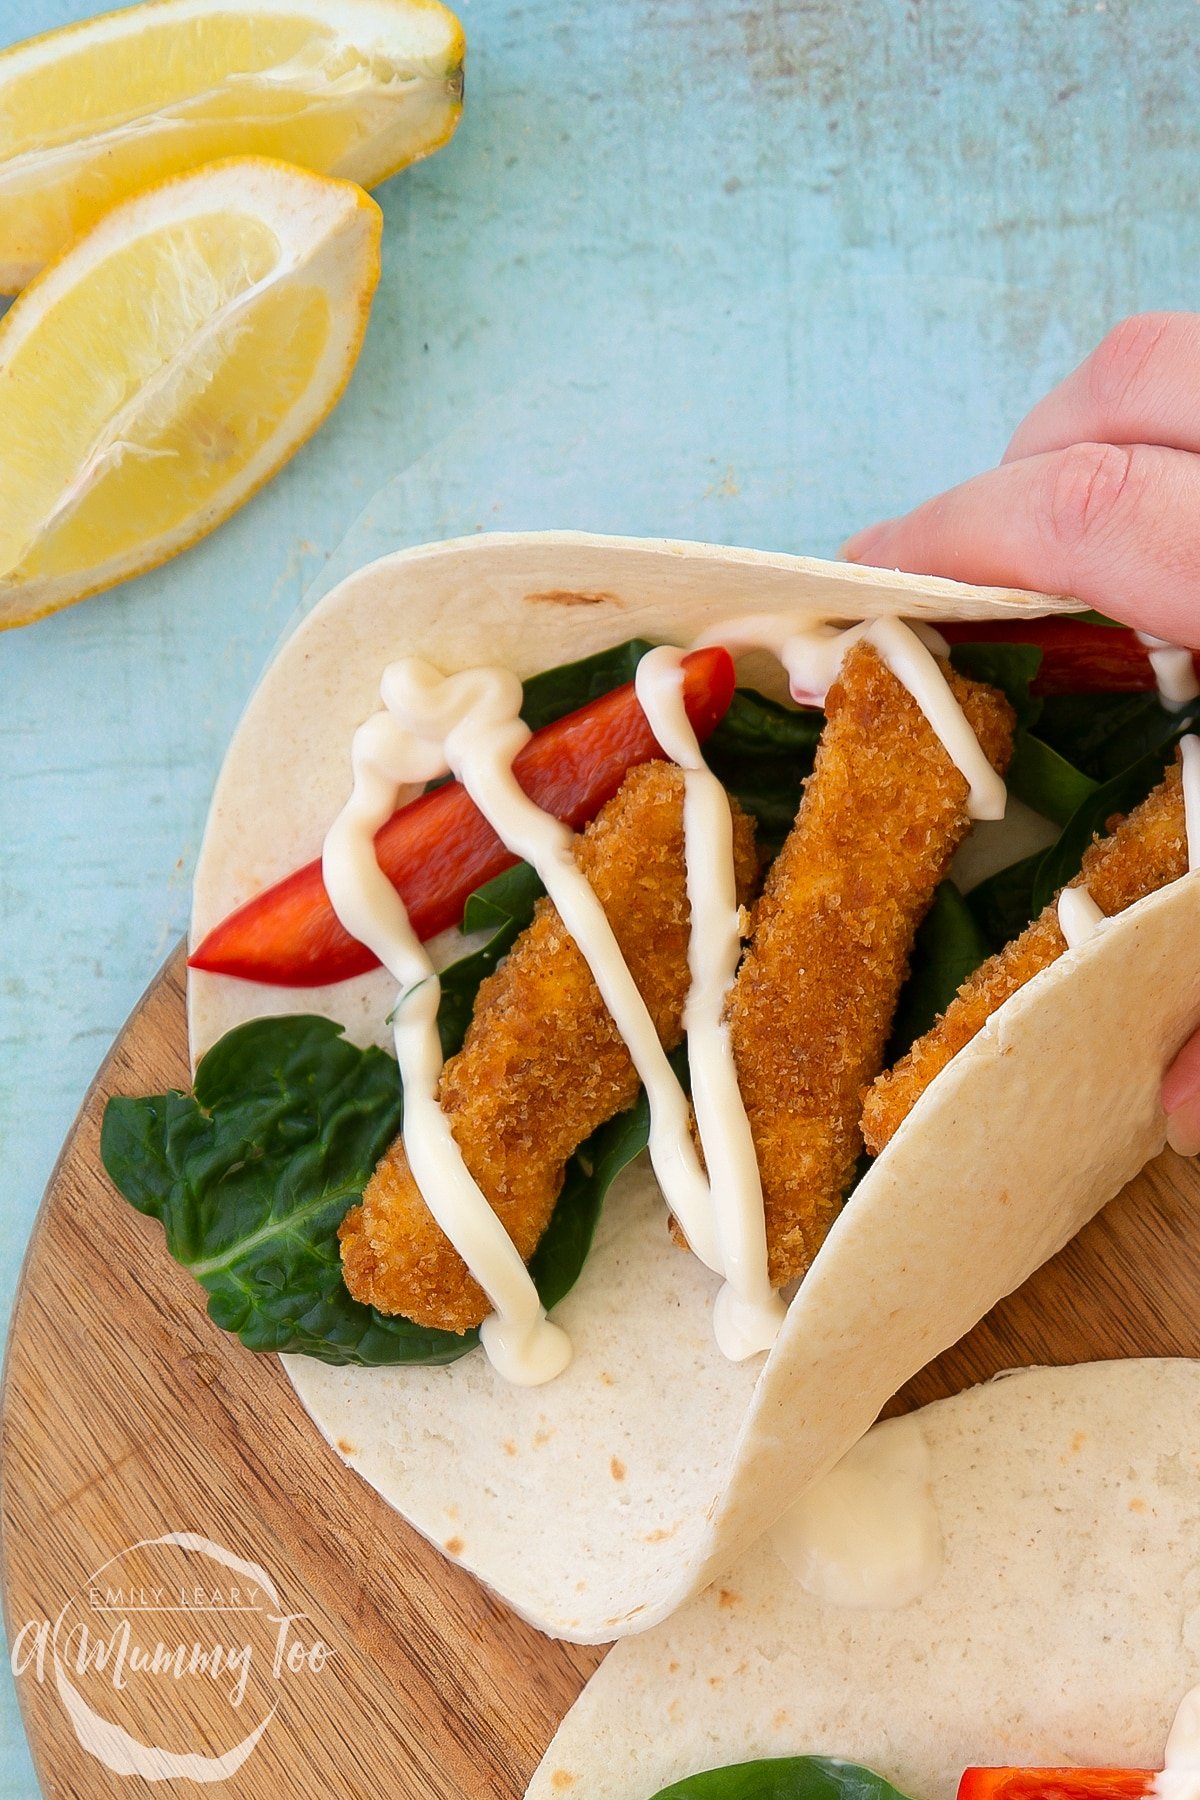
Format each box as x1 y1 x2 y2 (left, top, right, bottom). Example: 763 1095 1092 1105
862 759 1188 1155
725 642 1015 1288
340 761 759 1332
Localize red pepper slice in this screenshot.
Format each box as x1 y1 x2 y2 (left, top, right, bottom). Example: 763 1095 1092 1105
189 646 736 988
938 618 1199 696
957 1770 1156 1800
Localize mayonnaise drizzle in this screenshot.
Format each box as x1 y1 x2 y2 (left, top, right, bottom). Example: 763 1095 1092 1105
634 648 786 1360
769 1414 944 1609
1057 884 1105 949
1133 632 1200 875
1156 1684 1200 1800
1137 632 1200 711
697 612 1006 820
476 688 727 1282
1054 634 1200 952
323 609 1010 1384
322 663 572 1388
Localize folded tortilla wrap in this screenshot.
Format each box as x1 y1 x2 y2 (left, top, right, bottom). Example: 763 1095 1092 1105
529 1357 1200 1798
188 530 1199 1641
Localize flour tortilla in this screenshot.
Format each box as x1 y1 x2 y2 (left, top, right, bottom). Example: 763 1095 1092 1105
529 1358 1200 1798
189 529 1200 1641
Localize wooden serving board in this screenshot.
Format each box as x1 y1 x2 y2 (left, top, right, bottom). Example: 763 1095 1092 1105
4 945 1200 1797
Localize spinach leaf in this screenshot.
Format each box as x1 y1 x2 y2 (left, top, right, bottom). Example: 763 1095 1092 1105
1029 739 1185 913
949 640 1043 731
101 1007 650 1367
530 1095 649 1309
462 859 546 933
946 636 1192 926
966 849 1046 952
100 1014 465 1366
520 638 652 731
522 636 821 844
1068 607 1123 627
945 638 1099 826
1004 731 1098 827
1034 690 1196 782
887 881 990 1061
705 689 822 846
649 1756 917 1800
436 861 545 1058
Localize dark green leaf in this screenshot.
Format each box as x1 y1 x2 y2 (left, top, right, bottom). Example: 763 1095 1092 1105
1030 740 1183 913
1067 607 1123 627
648 1756 918 1800
705 689 822 845
887 881 989 1061
102 1003 648 1367
530 1096 649 1309
101 1015 468 1366
965 849 1045 951
461 859 545 934
948 639 1100 826
502 635 823 847
519 638 654 731
1005 732 1098 826
436 861 545 1058
948 641 1043 731
1034 690 1199 782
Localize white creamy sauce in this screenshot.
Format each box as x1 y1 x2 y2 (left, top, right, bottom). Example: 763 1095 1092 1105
323 613 1002 1383
441 666 730 1281
1155 1684 1200 1800
322 662 572 1388
697 611 1006 820
769 1414 944 1609
634 648 786 1361
1137 632 1200 711
1057 884 1106 949
1053 637 1199 954
1133 631 1200 875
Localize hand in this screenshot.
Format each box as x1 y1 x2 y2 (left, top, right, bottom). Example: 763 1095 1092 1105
841 311 1200 1153
843 311 1200 646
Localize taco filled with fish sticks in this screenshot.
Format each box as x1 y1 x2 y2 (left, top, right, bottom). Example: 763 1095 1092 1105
101 531 1200 1640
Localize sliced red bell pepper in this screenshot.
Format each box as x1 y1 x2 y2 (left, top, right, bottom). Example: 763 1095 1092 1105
189 645 736 988
938 618 1199 696
957 1769 1156 1800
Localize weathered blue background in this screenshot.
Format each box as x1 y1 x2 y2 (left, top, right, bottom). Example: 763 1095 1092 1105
3 0 1198 1786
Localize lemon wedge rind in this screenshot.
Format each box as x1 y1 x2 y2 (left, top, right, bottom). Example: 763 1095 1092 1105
0 156 383 632
0 0 463 290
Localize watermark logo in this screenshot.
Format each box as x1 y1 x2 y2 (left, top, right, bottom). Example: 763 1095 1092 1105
10 1532 332 1781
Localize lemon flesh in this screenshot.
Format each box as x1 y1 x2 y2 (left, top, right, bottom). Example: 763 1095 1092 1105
0 0 463 289
0 158 382 629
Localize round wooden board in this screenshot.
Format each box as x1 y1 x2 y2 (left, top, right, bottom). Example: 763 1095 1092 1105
4 944 1200 1796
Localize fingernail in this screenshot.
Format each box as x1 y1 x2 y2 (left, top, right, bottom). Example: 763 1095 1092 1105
1166 1097 1200 1157
840 521 891 564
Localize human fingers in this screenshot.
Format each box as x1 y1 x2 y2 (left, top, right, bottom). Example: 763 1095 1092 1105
1005 312 1200 464
1163 1030 1200 1157
841 440 1200 646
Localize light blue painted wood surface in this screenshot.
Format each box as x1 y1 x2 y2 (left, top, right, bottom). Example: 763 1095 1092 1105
3 0 1199 1788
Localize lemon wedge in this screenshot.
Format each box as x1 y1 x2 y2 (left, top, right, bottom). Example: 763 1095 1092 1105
0 0 463 290
0 156 382 631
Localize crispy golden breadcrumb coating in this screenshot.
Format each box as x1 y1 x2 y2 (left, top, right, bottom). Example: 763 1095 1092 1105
724 641 1015 1288
862 759 1188 1155
339 761 759 1332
